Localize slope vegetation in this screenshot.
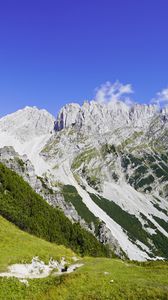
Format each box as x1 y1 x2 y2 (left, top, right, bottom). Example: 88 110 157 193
0 217 167 300
0 163 110 257
1 255 168 300
30 258 168 300
0 216 75 272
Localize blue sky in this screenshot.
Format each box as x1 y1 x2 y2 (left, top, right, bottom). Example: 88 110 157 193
0 0 168 117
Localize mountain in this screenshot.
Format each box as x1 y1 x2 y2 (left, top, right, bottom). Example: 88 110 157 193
0 101 168 261
0 106 54 174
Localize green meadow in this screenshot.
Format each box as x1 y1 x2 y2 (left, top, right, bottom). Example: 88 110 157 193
0 216 168 300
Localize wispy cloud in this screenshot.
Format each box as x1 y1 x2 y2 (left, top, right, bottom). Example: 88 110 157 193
95 81 134 105
151 87 168 106
95 82 168 108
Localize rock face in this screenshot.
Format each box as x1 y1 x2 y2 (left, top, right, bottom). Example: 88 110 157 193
0 146 41 191
54 101 159 134
54 103 81 131
0 102 168 261
0 145 93 233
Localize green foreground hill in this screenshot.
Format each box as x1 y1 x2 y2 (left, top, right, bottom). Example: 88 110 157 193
0 215 75 272
0 162 168 299
0 216 168 300
0 162 109 257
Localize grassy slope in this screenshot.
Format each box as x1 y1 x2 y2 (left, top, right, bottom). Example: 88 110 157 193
0 203 168 299
36 258 168 300
0 162 109 257
0 216 75 272
1 256 168 299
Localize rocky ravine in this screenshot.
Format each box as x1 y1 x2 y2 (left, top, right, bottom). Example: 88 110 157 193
0 102 168 261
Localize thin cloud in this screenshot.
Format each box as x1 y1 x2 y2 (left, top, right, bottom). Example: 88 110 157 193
95 81 134 106
151 87 168 106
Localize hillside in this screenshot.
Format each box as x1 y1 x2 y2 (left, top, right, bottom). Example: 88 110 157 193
0 220 168 300
0 163 110 257
0 216 75 272
26 258 168 300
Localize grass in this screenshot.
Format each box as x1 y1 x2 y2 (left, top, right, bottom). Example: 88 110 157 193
44 258 168 300
0 216 168 299
1 257 168 299
0 215 75 272
0 162 109 257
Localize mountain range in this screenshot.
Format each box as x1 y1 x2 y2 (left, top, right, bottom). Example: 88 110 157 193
0 101 168 261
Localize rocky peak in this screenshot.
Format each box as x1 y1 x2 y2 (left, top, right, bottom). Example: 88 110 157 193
129 104 158 127
54 100 159 134
54 103 80 131
161 106 168 117
0 106 55 142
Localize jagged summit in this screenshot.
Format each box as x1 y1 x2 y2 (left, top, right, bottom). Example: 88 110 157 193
54 100 160 133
